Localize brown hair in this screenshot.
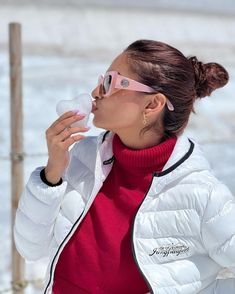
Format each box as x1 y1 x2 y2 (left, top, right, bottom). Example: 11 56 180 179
124 39 229 138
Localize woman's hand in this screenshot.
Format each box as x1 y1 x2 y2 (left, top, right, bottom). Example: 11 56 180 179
44 111 89 184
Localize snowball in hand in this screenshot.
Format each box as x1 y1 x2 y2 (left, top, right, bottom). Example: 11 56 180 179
56 93 92 128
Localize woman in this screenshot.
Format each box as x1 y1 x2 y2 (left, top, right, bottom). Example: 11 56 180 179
14 40 235 294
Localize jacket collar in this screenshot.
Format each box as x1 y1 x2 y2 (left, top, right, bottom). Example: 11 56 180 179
152 133 211 194
98 131 211 190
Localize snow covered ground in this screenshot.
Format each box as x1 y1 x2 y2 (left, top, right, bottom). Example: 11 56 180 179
0 2 235 293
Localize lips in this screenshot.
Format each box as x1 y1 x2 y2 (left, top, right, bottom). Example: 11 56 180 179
92 101 98 112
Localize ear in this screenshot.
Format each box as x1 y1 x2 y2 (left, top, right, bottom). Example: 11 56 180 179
144 93 167 115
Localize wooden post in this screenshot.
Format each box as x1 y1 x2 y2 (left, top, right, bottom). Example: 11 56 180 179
9 23 25 294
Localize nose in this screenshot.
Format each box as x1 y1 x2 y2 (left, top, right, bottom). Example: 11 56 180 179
91 85 100 99
91 85 103 100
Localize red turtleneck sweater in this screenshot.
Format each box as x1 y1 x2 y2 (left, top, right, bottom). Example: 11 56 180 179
53 135 177 294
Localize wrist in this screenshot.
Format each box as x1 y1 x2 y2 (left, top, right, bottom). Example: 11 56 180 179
42 167 63 186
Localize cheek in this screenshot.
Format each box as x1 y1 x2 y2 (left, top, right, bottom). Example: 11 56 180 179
94 101 141 129
117 95 142 124
119 103 140 122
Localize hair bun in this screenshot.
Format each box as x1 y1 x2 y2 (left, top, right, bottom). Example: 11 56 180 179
188 56 229 98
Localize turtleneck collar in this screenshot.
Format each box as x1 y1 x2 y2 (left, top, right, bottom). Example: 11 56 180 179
112 134 177 173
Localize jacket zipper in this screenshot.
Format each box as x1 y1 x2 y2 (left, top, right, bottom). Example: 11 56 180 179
131 174 155 294
44 172 105 293
44 140 107 293
44 209 85 293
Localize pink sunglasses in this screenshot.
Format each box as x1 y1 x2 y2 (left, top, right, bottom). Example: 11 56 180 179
98 71 174 111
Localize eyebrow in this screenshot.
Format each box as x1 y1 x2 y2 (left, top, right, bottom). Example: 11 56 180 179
106 70 122 75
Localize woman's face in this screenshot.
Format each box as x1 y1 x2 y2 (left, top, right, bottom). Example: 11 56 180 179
91 53 146 133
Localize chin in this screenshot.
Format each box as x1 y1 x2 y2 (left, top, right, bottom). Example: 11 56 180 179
93 119 115 133
92 117 105 129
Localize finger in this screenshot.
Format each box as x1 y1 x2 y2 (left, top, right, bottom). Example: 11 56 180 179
48 114 86 137
62 134 86 149
56 126 89 142
53 115 87 136
51 111 76 128
50 111 81 130
47 112 76 136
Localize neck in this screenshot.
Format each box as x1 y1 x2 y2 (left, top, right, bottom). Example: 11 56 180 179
114 129 163 149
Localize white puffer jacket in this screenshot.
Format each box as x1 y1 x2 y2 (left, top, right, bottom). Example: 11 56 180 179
14 131 235 294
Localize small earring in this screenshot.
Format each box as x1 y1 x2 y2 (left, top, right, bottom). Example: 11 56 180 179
143 113 147 126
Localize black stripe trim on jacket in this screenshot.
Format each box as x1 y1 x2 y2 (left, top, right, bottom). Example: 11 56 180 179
154 139 194 177
101 131 114 165
103 156 115 165
131 174 155 294
40 168 63 187
102 130 110 143
44 209 85 293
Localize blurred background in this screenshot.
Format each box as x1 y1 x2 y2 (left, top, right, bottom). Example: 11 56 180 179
0 0 235 293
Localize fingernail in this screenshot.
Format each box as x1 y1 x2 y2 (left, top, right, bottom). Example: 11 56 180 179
76 112 86 117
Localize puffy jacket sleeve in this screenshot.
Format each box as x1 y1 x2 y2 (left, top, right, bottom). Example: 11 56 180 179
201 182 235 273
14 134 102 262
14 166 70 261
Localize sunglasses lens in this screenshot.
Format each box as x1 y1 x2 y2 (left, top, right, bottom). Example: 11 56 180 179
103 75 112 95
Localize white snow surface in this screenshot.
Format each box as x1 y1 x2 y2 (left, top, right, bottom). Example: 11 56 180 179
0 3 235 293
